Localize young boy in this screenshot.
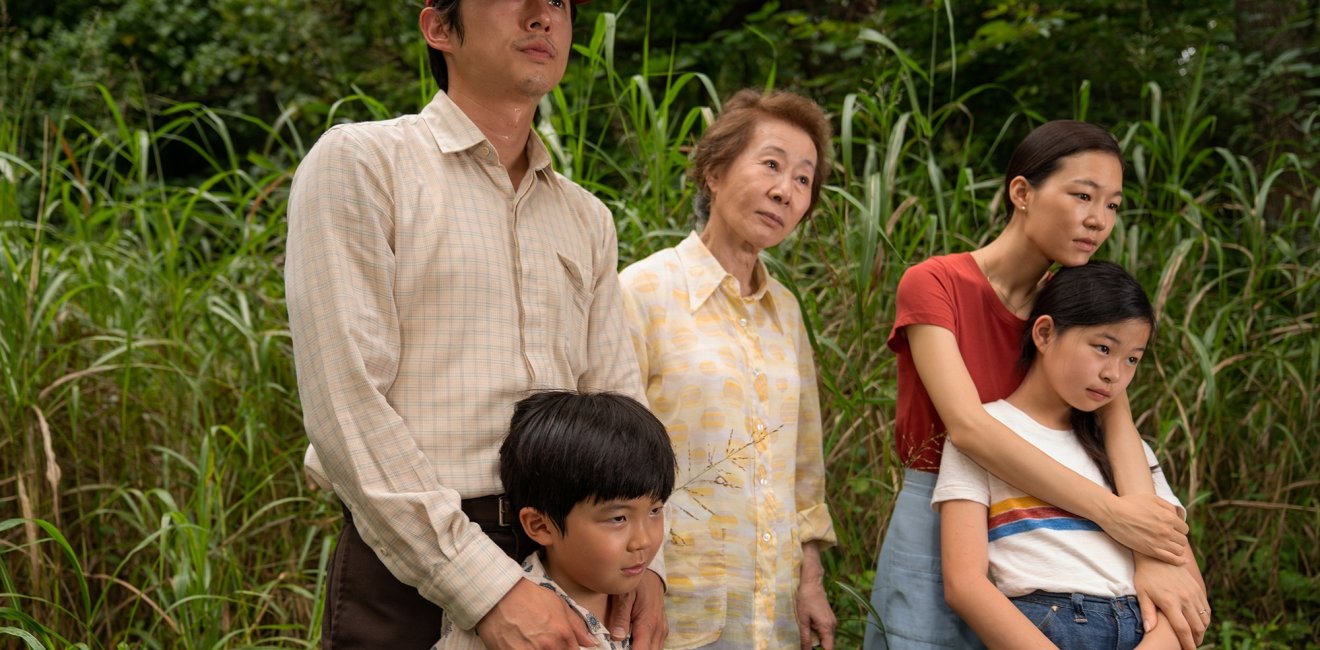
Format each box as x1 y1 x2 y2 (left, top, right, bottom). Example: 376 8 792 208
432 391 677 650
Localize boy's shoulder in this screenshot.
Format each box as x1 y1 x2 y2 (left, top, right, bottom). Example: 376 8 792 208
519 553 629 650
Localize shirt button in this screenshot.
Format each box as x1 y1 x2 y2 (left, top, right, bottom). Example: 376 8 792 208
762 532 772 542
759 476 769 486
755 422 766 432
738 318 748 328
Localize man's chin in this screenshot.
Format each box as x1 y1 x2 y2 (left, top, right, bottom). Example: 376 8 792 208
516 75 562 99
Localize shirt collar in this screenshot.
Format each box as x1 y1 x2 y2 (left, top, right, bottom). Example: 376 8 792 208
420 91 555 179
674 232 780 324
520 553 627 649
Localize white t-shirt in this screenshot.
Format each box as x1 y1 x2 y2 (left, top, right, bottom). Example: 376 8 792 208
933 399 1186 598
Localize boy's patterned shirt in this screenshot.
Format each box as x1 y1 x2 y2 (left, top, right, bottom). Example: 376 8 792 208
431 552 628 650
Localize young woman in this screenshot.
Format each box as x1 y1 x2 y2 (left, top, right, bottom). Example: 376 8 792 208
936 261 1206 649
864 121 1210 650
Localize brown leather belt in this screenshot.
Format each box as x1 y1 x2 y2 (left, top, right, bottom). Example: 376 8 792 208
460 494 513 528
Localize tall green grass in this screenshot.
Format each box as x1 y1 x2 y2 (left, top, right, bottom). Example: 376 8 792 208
3 9 1317 648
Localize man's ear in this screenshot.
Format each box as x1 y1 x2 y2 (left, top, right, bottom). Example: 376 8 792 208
1031 315 1056 350
519 507 558 546
419 7 456 53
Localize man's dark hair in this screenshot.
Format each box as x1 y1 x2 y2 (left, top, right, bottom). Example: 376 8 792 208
500 391 676 547
425 0 578 92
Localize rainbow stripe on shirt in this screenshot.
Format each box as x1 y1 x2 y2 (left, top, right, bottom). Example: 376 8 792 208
987 496 1103 542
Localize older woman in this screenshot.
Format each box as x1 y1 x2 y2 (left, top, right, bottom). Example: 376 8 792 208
620 89 837 650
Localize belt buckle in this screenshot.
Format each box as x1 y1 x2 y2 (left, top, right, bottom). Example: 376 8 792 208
498 496 511 528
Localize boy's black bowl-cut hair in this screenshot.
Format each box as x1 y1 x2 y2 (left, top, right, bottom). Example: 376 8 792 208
500 390 676 548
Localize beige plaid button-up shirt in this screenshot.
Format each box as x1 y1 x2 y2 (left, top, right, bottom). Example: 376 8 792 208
286 91 643 630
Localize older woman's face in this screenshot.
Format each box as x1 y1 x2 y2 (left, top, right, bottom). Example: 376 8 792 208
706 117 816 253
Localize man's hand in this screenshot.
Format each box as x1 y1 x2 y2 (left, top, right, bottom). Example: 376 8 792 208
1099 493 1189 563
1133 552 1210 650
476 579 595 650
606 569 666 649
796 541 836 649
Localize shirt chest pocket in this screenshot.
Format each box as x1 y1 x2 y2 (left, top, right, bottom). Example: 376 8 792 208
556 251 591 371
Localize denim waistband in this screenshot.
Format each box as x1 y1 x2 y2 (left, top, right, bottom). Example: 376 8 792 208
901 467 938 497
1013 591 1141 619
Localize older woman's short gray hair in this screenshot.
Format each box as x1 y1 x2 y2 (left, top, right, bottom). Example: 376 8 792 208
690 88 832 227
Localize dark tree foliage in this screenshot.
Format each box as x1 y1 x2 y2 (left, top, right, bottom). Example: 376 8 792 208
4 0 1315 178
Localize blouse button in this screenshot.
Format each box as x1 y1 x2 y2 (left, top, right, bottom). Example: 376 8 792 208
738 318 748 328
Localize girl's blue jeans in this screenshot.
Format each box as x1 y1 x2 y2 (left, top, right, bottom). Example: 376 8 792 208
1011 591 1145 650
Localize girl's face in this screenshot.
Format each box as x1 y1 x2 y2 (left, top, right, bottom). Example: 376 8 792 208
1013 151 1124 267
1034 317 1152 413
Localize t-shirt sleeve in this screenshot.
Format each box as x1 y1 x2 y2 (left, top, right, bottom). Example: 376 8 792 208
932 437 991 510
1144 441 1187 520
888 259 959 354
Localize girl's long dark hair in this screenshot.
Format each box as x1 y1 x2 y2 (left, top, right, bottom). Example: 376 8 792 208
1019 261 1155 489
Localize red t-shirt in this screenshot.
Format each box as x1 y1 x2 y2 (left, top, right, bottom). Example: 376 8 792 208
887 253 1028 471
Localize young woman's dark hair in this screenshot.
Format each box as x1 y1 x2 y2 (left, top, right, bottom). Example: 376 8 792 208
1002 120 1124 220
500 390 676 551
1018 260 1155 489
425 0 579 92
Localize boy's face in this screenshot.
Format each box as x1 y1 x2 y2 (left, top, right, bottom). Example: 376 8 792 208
541 496 664 602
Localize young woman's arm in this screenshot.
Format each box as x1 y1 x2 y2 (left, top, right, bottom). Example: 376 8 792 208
908 324 1188 561
939 500 1055 650
1101 393 1210 650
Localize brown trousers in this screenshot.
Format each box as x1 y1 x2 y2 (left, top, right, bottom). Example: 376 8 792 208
321 505 523 649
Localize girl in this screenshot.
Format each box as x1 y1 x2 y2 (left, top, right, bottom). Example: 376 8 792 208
934 260 1206 649
864 121 1209 650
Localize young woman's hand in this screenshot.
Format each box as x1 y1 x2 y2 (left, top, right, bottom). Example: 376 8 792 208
796 541 836 649
1099 493 1189 563
1094 392 1190 563
1133 552 1210 650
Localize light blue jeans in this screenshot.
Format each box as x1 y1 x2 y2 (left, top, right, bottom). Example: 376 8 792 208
1012 591 1145 650
864 469 984 649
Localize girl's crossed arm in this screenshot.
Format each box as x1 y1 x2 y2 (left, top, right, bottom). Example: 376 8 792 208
907 324 1187 560
939 499 1054 650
